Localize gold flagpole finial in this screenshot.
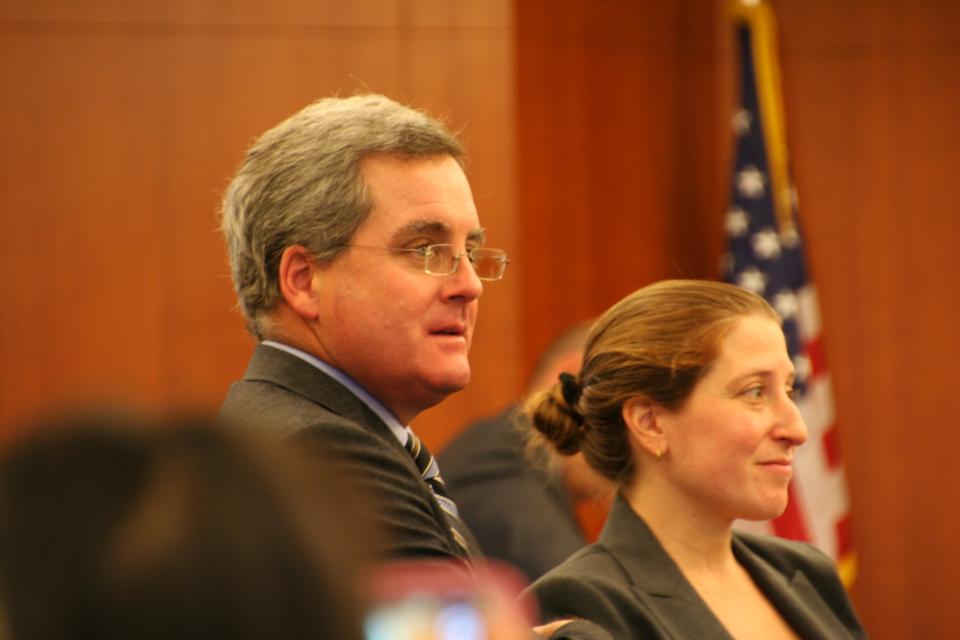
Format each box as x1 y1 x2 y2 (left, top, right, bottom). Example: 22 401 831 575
729 0 795 236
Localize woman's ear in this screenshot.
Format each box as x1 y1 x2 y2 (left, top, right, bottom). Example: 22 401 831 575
622 397 668 461
277 245 322 320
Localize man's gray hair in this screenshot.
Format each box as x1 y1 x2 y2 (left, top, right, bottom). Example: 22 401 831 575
220 94 466 338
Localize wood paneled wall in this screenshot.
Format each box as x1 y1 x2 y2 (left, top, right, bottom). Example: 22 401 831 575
2 0 959 636
515 2 729 373
773 1 960 636
0 0 519 447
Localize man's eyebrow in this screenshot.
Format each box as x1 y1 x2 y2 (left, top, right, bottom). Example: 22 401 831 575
468 227 487 244
390 221 487 244
391 220 450 241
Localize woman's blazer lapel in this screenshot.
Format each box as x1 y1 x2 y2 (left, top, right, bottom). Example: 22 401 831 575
599 497 736 639
733 534 861 639
600 497 860 640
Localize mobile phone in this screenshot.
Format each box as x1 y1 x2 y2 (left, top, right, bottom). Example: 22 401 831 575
363 560 534 640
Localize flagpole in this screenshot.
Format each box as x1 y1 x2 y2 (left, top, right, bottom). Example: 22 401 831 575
724 0 857 589
728 0 795 236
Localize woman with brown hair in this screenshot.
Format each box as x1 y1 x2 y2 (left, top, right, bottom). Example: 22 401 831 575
526 280 864 640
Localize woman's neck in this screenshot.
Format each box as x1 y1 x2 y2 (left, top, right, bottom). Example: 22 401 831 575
622 477 738 577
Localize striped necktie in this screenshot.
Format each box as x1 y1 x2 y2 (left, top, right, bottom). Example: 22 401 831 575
403 428 479 558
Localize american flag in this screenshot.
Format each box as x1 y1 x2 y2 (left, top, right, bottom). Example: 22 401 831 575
725 0 856 585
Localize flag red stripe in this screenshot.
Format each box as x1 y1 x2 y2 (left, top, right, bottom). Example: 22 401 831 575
835 511 854 557
821 423 842 469
805 333 826 379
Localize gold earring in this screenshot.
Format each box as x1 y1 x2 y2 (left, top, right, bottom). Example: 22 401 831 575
655 449 663 461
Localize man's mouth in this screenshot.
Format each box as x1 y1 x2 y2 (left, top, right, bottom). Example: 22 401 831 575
430 325 466 337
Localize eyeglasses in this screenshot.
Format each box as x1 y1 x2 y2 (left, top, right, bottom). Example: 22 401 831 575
348 243 510 281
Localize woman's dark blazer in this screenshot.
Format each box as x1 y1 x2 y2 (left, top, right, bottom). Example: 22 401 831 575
530 496 866 640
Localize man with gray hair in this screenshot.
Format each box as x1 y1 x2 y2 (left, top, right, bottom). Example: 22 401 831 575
219 94 510 562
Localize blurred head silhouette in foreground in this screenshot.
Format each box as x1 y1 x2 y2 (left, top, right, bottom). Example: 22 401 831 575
0 411 370 640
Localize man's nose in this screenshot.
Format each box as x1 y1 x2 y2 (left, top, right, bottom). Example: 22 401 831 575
444 254 484 301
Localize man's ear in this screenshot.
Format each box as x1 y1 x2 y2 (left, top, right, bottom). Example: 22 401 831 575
277 245 322 320
622 396 668 460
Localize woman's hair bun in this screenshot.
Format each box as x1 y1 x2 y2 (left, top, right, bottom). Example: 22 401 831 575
526 382 583 456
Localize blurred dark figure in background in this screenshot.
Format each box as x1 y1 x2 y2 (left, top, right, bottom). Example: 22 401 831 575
0 412 369 640
439 323 612 582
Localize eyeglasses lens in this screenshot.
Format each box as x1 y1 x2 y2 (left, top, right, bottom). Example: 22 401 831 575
423 245 507 281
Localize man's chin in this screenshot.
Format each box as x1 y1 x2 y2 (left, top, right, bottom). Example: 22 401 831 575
426 367 471 396
405 374 470 418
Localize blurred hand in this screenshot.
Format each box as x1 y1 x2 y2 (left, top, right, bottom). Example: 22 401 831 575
532 618 574 637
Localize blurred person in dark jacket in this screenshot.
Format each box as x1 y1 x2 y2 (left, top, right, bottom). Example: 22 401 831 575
440 322 611 582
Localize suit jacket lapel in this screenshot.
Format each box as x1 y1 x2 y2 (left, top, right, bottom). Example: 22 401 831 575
733 537 857 640
242 344 395 441
599 496 734 639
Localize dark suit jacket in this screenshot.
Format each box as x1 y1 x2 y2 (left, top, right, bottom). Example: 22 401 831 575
221 344 468 560
439 407 585 581
530 496 866 640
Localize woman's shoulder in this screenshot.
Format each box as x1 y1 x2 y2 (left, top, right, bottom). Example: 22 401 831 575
533 541 626 586
528 541 629 612
526 542 661 638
